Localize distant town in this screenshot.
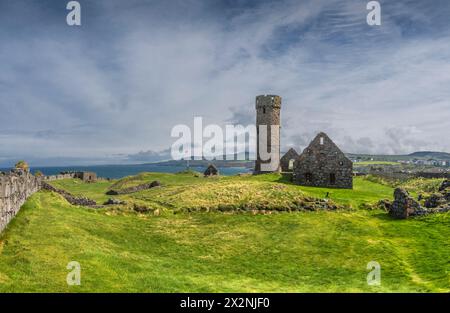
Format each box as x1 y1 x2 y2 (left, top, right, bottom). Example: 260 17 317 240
349 151 450 167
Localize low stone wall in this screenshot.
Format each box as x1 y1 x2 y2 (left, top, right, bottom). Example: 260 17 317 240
415 172 450 179
367 171 412 181
106 180 161 195
43 173 76 181
41 182 96 207
0 170 41 233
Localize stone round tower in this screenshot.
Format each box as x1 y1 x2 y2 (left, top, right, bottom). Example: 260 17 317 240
255 95 281 173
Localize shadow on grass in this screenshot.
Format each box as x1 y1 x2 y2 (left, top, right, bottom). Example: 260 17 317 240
371 211 393 221
276 173 294 184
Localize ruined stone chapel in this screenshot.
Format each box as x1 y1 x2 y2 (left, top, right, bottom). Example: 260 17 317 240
254 94 353 189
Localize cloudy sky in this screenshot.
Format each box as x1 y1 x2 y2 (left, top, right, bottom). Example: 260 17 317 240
0 0 449 166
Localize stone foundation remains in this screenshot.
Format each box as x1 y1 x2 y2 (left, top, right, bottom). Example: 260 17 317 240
389 184 450 219
106 180 161 195
43 171 98 182
41 182 97 207
43 173 77 181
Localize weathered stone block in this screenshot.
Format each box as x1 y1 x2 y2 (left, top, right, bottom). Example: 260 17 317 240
389 188 421 219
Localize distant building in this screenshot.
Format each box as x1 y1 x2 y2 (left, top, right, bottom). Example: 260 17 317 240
423 159 439 166
252 95 353 188
280 148 299 172
293 132 353 189
75 171 97 183
204 164 219 177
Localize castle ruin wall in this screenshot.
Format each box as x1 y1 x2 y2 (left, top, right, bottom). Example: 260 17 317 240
0 171 41 233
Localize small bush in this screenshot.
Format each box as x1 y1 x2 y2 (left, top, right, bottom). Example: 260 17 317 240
401 178 444 194
15 160 29 171
363 175 399 187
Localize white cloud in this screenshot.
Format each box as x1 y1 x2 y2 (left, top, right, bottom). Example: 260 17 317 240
0 0 449 166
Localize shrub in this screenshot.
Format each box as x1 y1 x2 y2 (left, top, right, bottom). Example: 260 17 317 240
15 160 29 171
363 174 399 187
401 178 444 194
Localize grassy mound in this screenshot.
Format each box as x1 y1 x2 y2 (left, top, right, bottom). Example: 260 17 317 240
48 172 395 212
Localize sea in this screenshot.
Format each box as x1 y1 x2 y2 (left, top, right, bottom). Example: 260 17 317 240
1 164 251 179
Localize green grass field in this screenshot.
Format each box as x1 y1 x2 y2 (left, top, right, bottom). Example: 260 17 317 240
0 172 449 292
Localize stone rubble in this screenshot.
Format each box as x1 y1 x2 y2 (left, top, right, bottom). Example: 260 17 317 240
389 186 450 219
104 198 126 205
106 180 161 195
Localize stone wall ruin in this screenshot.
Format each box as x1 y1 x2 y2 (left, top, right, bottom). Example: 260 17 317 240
1 170 99 233
0 170 41 233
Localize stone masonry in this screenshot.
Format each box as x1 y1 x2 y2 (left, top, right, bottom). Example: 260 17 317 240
1 169 100 233
389 188 422 219
388 187 450 219
254 95 281 173
43 171 97 182
43 172 77 181
0 169 41 233
280 148 299 172
76 171 97 183
204 164 219 176
293 132 353 189
106 180 161 195
41 182 97 206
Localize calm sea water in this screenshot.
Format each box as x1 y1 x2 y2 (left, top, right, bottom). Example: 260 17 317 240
1 164 251 179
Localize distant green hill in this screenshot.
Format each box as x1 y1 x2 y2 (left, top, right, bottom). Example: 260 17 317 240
347 151 450 161
407 151 450 159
